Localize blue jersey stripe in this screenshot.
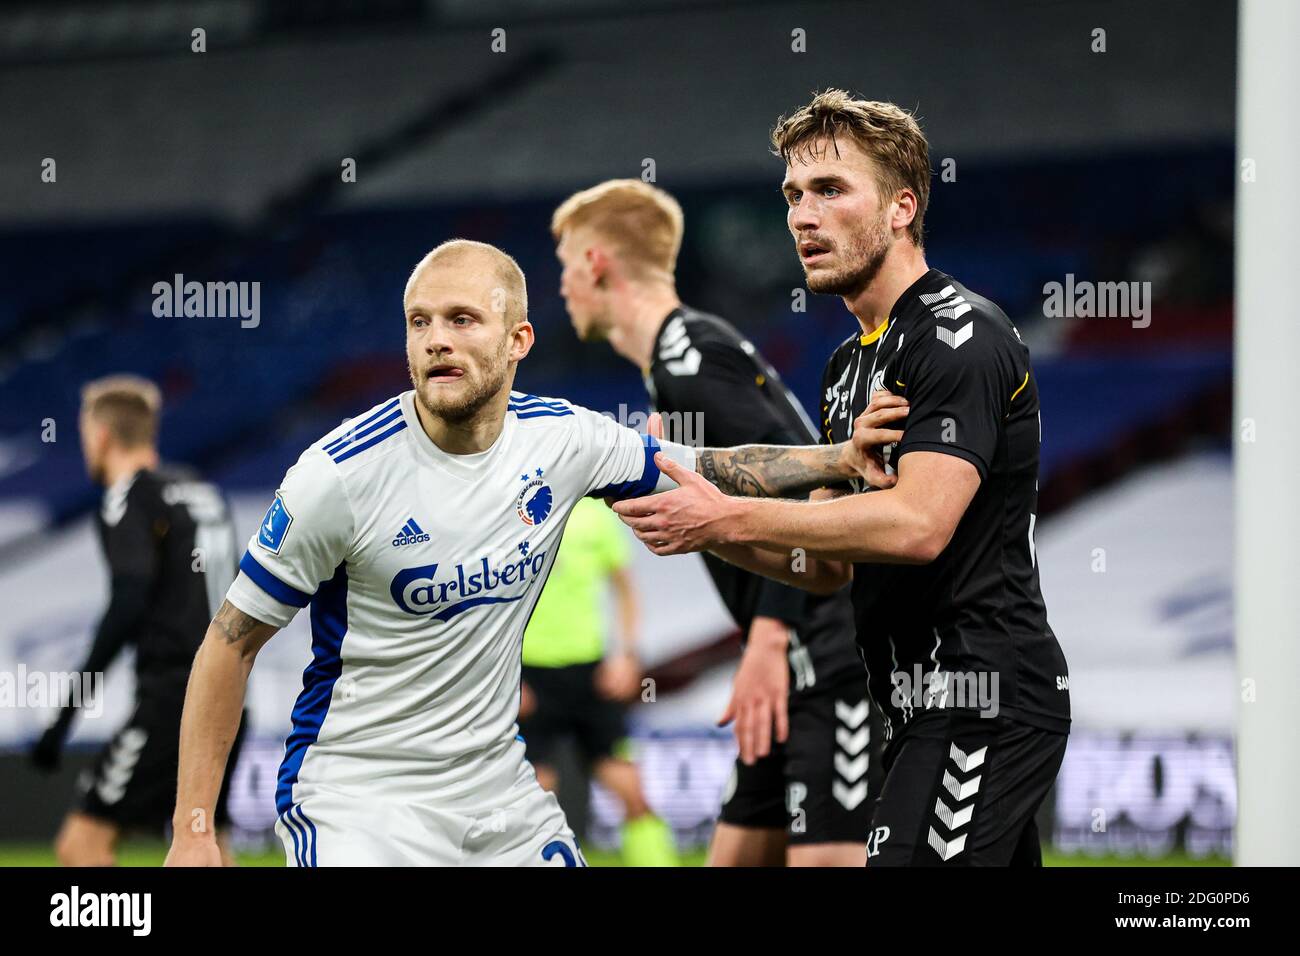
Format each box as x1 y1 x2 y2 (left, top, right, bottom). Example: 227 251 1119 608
332 419 408 463
240 550 313 607
509 398 568 412
281 811 305 866
322 398 400 454
276 563 348 816
510 391 568 409
588 433 662 500
294 805 318 867
512 408 574 420
325 407 403 457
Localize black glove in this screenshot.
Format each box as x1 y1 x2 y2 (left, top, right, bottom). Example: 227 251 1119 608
30 719 71 773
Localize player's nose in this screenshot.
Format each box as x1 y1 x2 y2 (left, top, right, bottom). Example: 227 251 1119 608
421 323 454 354
790 199 819 232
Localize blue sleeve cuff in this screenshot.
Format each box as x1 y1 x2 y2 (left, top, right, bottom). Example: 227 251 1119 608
588 434 662 500
239 550 313 608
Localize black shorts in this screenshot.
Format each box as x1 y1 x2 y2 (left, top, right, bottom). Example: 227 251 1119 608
866 709 1067 866
719 676 883 846
518 662 627 766
76 693 248 833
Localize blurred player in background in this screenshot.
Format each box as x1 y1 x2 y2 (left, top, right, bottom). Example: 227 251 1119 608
518 496 678 866
553 181 881 867
30 375 245 866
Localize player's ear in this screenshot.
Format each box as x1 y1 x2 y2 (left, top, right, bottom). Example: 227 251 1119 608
891 188 918 235
586 245 611 285
508 319 535 363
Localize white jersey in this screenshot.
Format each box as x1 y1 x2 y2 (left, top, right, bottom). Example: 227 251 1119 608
226 388 692 822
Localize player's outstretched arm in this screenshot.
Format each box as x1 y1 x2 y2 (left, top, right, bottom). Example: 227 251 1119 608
616 451 980 569
690 394 908 497
165 600 278 867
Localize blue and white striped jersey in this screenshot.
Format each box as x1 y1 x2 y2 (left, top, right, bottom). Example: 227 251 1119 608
225 389 691 813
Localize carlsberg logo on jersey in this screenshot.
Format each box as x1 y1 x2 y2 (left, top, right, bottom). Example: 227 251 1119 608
390 549 548 620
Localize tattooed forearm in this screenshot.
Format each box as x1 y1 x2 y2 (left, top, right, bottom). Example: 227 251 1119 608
211 600 275 654
696 443 847 498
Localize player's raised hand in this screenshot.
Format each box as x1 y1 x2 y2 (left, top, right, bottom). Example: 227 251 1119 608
718 617 791 765
844 390 909 489
612 452 733 555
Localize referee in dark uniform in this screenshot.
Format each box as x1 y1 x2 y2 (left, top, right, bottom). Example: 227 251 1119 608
30 375 247 865
608 92 1071 866
553 180 881 866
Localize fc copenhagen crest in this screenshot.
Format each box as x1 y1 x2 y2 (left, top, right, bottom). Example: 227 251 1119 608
516 467 553 526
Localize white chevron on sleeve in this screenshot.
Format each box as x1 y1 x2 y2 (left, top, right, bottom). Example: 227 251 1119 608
936 322 973 349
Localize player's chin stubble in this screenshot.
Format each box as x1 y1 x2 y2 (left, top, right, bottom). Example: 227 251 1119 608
408 349 510 425
806 217 891 297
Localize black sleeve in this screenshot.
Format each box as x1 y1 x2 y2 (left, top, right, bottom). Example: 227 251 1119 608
655 338 811 626
751 575 807 627
653 340 808 449
64 491 161 711
893 319 1017 479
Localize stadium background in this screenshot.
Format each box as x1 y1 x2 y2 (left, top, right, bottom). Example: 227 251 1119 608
0 0 1235 865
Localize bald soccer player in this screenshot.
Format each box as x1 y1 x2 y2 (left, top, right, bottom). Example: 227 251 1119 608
164 240 885 866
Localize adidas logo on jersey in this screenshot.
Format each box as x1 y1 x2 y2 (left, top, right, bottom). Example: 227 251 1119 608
392 518 430 548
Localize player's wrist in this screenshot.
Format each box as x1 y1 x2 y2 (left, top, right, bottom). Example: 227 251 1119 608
720 497 759 546
171 808 219 841
747 617 791 652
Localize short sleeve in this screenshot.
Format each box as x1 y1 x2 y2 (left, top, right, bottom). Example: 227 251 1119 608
574 404 697 500
225 448 354 628
653 339 812 448
893 324 1013 480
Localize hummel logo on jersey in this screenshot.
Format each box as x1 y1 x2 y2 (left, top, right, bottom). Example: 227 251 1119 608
921 284 975 350
392 518 430 548
659 317 702 376
920 284 972 321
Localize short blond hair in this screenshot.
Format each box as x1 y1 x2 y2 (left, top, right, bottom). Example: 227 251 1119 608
405 238 528 326
81 375 162 448
771 90 931 247
551 179 684 278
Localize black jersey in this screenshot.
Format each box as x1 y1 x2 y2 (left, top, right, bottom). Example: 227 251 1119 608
819 269 1070 738
90 466 238 697
647 305 861 688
